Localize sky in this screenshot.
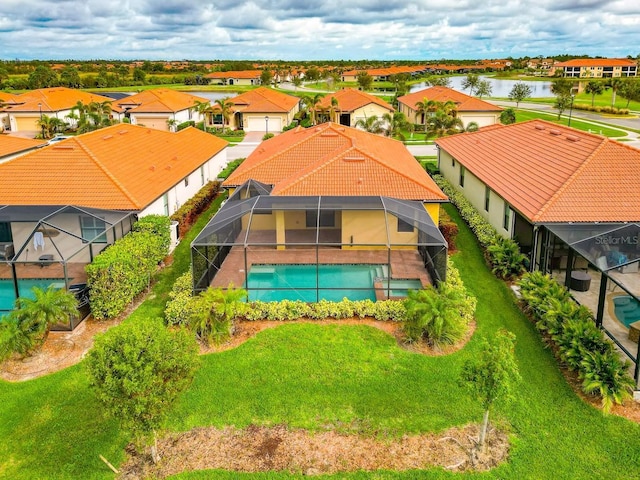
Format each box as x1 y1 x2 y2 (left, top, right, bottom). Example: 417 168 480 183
0 0 639 61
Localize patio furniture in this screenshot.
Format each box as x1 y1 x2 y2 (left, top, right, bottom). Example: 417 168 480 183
570 270 591 292
38 254 54 267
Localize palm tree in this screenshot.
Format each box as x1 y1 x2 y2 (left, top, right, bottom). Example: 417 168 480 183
325 96 340 123
606 78 624 106
382 111 410 140
190 286 247 345
415 97 438 128
426 110 463 138
69 100 89 132
301 93 324 125
461 73 480 95
193 99 212 131
214 97 233 130
500 108 516 125
584 80 604 107
87 100 113 129
36 115 66 139
355 115 385 134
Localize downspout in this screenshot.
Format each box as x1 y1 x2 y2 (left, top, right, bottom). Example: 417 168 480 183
530 225 539 272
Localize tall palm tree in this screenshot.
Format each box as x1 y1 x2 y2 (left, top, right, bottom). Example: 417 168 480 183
301 93 324 125
584 80 604 106
69 100 89 132
36 115 66 139
214 97 233 130
426 110 463 138
606 78 624 106
87 100 113 129
193 99 212 131
382 111 410 140
415 97 438 127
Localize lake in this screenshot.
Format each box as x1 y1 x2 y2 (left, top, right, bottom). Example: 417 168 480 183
410 76 553 98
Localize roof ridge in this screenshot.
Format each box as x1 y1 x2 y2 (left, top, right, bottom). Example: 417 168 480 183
533 135 610 222
73 134 143 209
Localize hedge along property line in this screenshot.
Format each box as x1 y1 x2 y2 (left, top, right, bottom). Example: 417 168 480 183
86 215 171 320
170 181 221 238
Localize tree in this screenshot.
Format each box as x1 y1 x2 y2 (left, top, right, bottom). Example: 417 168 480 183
356 71 373 91
554 93 573 120
292 76 303 91
461 73 480 95
354 115 384 134
37 114 66 138
584 80 604 107
193 99 212 130
426 76 452 87
499 107 516 125
87 100 113 128
382 111 410 140
606 78 624 106
28 65 58 89
508 82 533 107
459 330 521 450
305 66 321 83
426 108 463 137
301 93 324 125
415 97 438 126
86 319 199 463
214 97 233 129
132 67 146 84
189 286 247 345
619 78 640 107
474 79 492 99
550 77 573 97
59 66 82 88
260 69 273 86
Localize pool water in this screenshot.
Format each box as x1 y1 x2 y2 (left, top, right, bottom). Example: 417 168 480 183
0 279 65 317
613 296 640 328
245 264 422 302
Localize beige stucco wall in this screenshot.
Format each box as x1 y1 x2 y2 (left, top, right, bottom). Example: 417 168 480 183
341 210 417 250
351 104 393 127
458 112 500 128
439 149 512 238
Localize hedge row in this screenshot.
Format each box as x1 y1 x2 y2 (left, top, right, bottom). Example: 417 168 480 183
573 103 630 115
86 215 171 320
433 175 527 279
518 271 634 411
170 181 221 237
217 158 244 180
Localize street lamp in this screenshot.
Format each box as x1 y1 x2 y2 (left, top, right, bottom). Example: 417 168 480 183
568 94 575 127
38 102 44 138
265 116 269 135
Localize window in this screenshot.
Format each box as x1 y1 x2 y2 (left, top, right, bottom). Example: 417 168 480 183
163 193 169 216
0 222 12 242
184 177 189 187
459 165 465 187
305 210 335 228
451 157 455 167
397 218 414 232
484 186 490 212
503 202 511 231
200 166 205 186
80 216 107 243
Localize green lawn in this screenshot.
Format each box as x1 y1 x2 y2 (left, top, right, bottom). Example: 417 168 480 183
515 109 628 137
1 203 639 479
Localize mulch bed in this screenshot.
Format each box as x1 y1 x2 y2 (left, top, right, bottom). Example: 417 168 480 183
118 423 509 478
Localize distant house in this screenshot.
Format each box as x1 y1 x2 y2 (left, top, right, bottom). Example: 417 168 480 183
192 122 449 300
554 58 638 78
115 88 209 131
397 86 502 129
0 92 21 132
0 124 228 317
340 66 425 83
316 88 394 128
0 136 46 164
208 87 300 132
205 70 263 86
1 87 122 135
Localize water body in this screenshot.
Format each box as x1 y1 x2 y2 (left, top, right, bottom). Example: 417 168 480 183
190 91 240 101
410 76 553 98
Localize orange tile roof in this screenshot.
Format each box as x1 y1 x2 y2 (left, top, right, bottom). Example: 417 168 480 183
0 124 227 211
397 86 502 112
554 58 637 67
7 87 122 113
0 136 46 157
205 70 262 79
229 87 299 113
316 88 393 113
435 119 640 223
115 88 209 113
225 122 447 202
0 92 21 105
341 66 424 77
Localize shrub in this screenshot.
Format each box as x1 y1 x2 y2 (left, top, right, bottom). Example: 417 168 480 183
177 120 195 131
189 287 247 345
487 236 529 280
572 103 629 115
581 349 635 412
211 128 245 138
133 215 171 254
439 210 458 251
262 133 275 141
165 271 197 326
170 181 221 237
217 158 245 180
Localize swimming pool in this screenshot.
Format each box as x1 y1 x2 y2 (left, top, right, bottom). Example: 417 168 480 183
245 264 422 302
0 279 66 317
612 295 640 328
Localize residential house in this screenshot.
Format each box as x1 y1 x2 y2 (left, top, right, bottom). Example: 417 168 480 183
205 70 263 86
208 87 300 132
555 58 638 78
1 87 122 135
0 136 46 164
115 88 209 131
0 123 228 317
191 122 449 300
0 92 21 132
315 88 394 127
340 66 425 83
397 86 502 129
435 119 640 366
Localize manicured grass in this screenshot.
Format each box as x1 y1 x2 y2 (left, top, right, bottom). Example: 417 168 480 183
516 109 628 137
1 202 639 479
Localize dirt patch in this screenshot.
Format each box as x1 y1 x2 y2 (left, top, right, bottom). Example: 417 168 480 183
118 423 509 478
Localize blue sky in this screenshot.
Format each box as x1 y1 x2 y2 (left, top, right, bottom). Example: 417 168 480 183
0 0 638 60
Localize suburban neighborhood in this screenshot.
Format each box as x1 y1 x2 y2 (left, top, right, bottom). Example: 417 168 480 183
1 13 640 475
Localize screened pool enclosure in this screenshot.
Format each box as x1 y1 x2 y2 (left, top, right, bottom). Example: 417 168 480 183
192 180 447 302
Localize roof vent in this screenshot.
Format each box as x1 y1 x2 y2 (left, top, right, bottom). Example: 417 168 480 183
549 129 561 136
52 145 74 150
149 165 156 171
118 130 128 135
344 156 365 162
566 135 580 142
165 165 172 170
321 131 339 137
534 124 545 131
172 155 178 161
102 135 113 140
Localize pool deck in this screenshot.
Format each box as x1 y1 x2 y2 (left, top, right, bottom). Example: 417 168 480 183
0 262 88 285
210 246 432 297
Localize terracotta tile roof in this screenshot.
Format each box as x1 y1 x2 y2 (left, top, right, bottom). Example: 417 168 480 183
0 92 21 105
115 88 209 113
397 86 502 112
341 66 424 77
205 70 262 79
555 58 637 67
0 124 227 211
225 122 446 202
0 136 46 157
229 87 299 113
316 88 393 113
7 87 123 113
435 119 640 223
